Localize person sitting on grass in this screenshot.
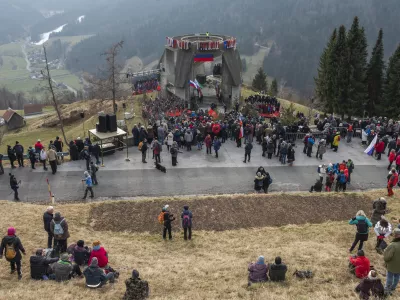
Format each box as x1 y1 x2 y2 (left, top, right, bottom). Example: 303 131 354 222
30 248 58 280
355 270 385 300
248 255 268 286
269 256 288 282
349 250 371 279
52 252 83 282
123 269 149 300
88 241 108 268
83 257 115 289
68 240 91 266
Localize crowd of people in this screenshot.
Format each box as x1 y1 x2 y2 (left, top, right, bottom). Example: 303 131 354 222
131 75 160 95
0 207 150 299
141 95 185 121
244 94 281 115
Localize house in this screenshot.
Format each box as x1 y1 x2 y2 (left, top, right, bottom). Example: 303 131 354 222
2 109 25 130
24 104 43 116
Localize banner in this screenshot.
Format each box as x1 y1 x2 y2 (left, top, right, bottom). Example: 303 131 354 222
364 134 378 156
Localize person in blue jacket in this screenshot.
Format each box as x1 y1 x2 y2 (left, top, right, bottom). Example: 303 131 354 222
82 171 94 199
349 210 373 253
213 136 221 158
181 205 193 240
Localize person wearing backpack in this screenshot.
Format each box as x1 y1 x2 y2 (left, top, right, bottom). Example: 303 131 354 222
0 227 26 280
181 205 193 240
349 210 373 253
50 212 70 254
162 205 175 240
43 206 54 249
349 250 371 279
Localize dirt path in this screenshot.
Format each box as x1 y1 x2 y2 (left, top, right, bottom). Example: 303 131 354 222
90 193 372 233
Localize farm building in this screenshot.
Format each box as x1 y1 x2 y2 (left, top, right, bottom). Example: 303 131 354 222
24 104 43 116
2 109 25 130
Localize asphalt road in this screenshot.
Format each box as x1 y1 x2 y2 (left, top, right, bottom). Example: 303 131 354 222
0 165 388 202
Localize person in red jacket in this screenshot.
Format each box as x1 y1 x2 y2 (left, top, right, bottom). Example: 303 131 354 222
212 122 221 139
204 134 213 155
374 139 385 160
387 168 399 197
349 250 370 279
388 149 396 170
88 241 108 268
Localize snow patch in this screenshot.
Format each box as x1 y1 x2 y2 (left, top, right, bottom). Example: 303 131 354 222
77 15 85 23
33 24 68 46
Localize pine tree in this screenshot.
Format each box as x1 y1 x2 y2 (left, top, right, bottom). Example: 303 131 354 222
269 78 278 96
346 17 368 117
383 44 400 117
366 29 385 117
315 28 337 113
252 67 268 91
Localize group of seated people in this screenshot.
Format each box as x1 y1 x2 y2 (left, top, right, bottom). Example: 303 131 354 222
132 77 160 94
244 95 281 115
29 240 149 298
247 256 287 286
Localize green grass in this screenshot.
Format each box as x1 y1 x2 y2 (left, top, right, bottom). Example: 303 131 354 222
45 35 93 47
0 42 23 57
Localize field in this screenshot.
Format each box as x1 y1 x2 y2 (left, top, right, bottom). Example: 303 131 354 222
0 190 399 300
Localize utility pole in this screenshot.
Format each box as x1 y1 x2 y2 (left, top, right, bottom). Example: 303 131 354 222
42 45 69 145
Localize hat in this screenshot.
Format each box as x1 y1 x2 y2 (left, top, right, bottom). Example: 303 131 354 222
60 253 69 262
90 257 98 267
132 269 139 278
37 139 41 142
357 250 365 257
93 240 101 247
7 227 16 236
394 228 400 236
84 171 89 176
256 255 265 265
183 205 189 210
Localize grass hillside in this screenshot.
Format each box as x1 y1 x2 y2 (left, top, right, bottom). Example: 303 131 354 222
0 190 398 300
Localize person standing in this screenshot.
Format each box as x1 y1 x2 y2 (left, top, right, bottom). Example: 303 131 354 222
91 144 101 165
388 149 396 170
170 142 179 166
7 145 16 169
80 146 91 171
50 212 70 255
184 130 193 151
40 148 48 171
213 136 221 158
244 141 253 163
9 173 20 201
280 140 288 165
384 228 400 296
181 205 193 241
141 138 148 163
48 147 57 174
266 140 274 159
153 139 162 164
82 171 94 199
349 210 373 252
306 135 314 157
0 153 4 175
375 139 385 160
204 134 212 155
387 168 399 197
43 206 54 249
165 133 174 152
123 269 149 300
332 132 341 152
371 197 387 226
89 162 99 185
163 205 175 240
13 141 24 167
0 227 26 280
28 146 36 169
374 217 392 252
316 139 326 160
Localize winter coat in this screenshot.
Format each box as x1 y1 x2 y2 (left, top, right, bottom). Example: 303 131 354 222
0 235 25 262
245 143 253 154
53 140 63 152
317 142 326 155
374 221 392 238
355 277 385 300
375 141 385 153
153 141 162 155
88 247 108 268
269 263 287 282
349 256 370 278
181 209 193 227
43 212 53 233
50 217 70 240
332 134 341 146
254 175 265 190
7 147 16 160
53 260 73 282
266 141 274 154
47 149 57 161
389 152 396 163
13 144 24 155
388 173 399 187
213 140 221 151
396 155 400 166
371 199 387 225
83 264 107 287
71 245 90 266
30 255 58 279
280 142 288 154
204 136 212 147
122 277 150 300
212 124 221 135
248 263 268 283
165 134 174 146
384 238 400 273
349 216 372 235
147 127 154 139
184 132 193 143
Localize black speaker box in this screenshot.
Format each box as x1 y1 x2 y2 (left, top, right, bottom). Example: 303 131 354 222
196 74 206 85
98 115 107 132
107 114 117 132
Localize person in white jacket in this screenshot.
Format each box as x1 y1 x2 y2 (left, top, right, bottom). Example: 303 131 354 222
361 129 368 145
164 132 174 151
374 217 392 252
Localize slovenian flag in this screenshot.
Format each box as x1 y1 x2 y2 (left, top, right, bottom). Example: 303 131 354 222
364 134 378 156
195 79 203 89
189 80 199 89
239 121 244 139
194 53 214 62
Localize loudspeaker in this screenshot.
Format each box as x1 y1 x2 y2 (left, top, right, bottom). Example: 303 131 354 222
98 115 107 133
107 114 117 132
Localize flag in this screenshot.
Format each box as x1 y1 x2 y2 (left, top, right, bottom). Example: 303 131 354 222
195 79 203 89
194 53 214 62
364 134 378 156
189 80 199 89
239 122 244 139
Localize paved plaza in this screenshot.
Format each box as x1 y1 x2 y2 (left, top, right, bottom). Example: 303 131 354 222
0 138 389 201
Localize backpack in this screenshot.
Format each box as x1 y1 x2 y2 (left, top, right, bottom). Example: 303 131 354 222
293 270 313 279
182 214 190 228
5 243 17 260
356 219 368 234
268 177 273 184
138 142 143 151
158 212 165 224
156 142 162 152
53 219 65 236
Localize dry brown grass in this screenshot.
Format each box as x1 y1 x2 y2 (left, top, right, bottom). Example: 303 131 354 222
0 190 399 300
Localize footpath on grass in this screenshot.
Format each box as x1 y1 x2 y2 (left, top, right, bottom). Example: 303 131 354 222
90 193 372 233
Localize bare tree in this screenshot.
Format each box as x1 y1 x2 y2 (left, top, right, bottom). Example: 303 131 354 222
85 41 124 114
42 45 69 145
